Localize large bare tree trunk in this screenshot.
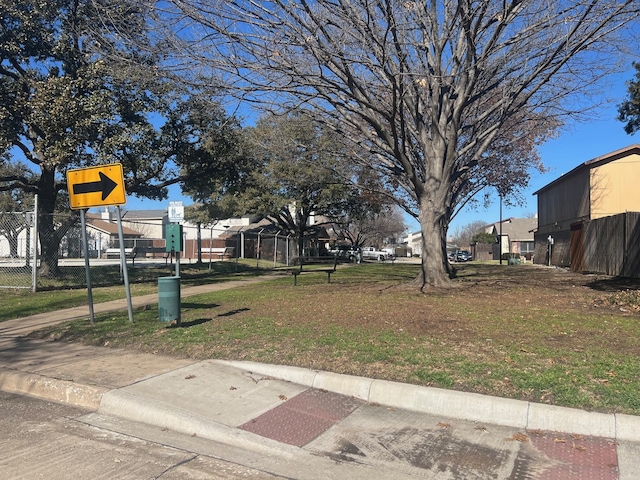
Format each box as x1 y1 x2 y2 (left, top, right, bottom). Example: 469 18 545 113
414 194 452 289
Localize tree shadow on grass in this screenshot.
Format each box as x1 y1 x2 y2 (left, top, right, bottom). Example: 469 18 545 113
585 276 640 292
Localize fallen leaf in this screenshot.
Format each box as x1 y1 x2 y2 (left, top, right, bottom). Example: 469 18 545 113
506 433 529 442
229 386 237 390
554 437 566 443
437 422 451 428
279 394 287 401
185 374 196 380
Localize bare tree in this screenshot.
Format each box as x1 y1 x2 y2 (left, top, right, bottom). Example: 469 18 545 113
160 0 639 288
451 220 488 250
332 205 406 249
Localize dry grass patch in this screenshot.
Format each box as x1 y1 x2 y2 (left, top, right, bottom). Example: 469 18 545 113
27 262 640 414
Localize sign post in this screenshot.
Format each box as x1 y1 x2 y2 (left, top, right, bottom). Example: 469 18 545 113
115 205 134 323
67 163 133 323
168 201 184 277
79 210 95 324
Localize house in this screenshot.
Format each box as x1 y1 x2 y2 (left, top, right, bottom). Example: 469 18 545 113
85 213 144 257
403 229 458 259
485 217 537 260
533 144 640 276
405 230 423 257
97 207 240 259
102 208 167 239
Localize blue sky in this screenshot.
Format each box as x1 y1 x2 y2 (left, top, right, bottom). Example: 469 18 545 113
441 70 639 236
123 69 640 236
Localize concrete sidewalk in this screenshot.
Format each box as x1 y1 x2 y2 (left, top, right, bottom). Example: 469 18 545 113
1 277 639 479
0 275 276 337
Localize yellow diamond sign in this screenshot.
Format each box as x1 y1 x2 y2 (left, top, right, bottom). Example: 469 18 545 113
67 163 127 209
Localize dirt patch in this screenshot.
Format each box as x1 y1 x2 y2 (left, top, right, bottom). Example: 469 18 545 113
251 264 639 354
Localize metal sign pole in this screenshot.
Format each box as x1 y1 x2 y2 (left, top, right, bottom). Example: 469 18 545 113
80 209 95 324
116 206 134 323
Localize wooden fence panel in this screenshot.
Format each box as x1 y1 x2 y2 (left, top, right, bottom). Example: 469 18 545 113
581 212 640 278
622 212 640 278
570 222 584 272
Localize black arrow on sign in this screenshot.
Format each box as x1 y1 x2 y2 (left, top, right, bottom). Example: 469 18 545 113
72 172 118 200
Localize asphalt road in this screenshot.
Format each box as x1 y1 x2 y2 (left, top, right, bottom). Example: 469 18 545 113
0 390 281 480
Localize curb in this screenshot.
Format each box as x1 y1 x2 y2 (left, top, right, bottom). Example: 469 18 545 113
97 389 299 458
3 358 639 444
216 360 640 443
0 368 108 410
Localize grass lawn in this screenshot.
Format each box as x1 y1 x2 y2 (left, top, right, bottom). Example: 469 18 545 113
0 260 261 322
10 260 640 415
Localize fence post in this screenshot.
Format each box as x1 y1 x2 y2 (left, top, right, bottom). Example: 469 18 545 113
274 233 279 267
31 194 38 293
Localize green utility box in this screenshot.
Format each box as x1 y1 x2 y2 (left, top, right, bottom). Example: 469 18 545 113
165 224 183 252
158 276 181 322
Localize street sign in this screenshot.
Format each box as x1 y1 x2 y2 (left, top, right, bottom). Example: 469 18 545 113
168 201 184 223
67 163 126 209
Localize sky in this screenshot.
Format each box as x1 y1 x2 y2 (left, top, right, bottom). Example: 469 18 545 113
121 69 640 237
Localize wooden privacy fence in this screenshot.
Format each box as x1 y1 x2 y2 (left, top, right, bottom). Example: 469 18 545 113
571 212 640 278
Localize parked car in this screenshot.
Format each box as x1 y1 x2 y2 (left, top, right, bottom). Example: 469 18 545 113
455 250 472 262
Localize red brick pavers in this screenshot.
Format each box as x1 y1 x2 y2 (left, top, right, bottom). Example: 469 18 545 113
528 430 618 480
240 388 364 447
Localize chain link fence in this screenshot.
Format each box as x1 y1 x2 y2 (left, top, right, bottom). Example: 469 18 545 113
0 211 35 289
2 199 310 292
239 230 300 267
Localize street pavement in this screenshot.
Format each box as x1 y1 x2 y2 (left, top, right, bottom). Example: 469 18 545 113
1 276 639 479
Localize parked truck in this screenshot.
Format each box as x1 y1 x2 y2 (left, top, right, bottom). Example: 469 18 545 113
361 247 390 261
